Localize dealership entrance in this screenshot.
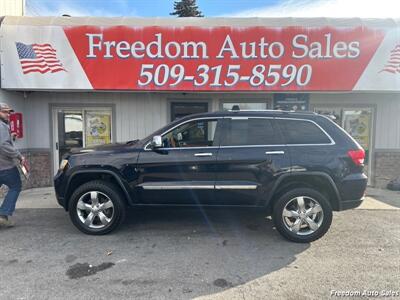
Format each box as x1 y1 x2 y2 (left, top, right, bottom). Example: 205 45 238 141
52 107 113 174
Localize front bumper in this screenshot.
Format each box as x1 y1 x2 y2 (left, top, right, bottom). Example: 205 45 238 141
54 171 68 209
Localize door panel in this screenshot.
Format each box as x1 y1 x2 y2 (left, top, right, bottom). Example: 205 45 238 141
215 146 290 205
136 118 222 204
136 148 218 204
215 118 291 205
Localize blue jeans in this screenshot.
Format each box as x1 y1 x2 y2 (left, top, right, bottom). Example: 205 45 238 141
0 167 22 216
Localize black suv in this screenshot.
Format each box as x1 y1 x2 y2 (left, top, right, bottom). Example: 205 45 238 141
54 110 367 242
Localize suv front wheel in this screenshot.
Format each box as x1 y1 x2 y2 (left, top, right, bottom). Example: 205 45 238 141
273 188 333 243
68 180 126 235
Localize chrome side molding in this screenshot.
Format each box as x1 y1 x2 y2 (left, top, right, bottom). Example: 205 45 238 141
142 185 214 190
141 184 258 190
215 185 257 190
194 153 213 157
265 151 285 155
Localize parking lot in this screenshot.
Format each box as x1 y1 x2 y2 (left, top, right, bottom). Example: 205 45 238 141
0 188 399 300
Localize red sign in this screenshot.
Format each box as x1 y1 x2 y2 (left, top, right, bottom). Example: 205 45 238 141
10 112 23 138
64 25 385 91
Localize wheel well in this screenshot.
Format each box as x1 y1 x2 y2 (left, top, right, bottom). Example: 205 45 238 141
269 175 340 211
65 173 129 210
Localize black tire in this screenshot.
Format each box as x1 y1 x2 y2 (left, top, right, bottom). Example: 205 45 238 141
272 188 333 243
68 180 126 235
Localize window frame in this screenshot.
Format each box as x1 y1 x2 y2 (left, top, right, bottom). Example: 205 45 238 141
144 116 335 151
219 117 335 148
162 119 219 148
144 117 224 151
275 117 335 146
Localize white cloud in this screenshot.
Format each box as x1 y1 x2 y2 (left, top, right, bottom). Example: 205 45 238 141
224 0 400 18
26 0 136 17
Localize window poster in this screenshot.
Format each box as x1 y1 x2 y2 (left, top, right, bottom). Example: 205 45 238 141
343 110 371 151
85 111 111 147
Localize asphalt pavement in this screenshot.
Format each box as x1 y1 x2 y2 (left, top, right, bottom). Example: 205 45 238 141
0 188 399 300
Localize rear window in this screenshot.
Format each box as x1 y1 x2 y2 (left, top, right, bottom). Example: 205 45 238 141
277 119 332 144
221 118 282 146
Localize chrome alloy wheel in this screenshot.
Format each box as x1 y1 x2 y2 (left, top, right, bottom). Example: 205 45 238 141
282 196 324 236
76 191 114 229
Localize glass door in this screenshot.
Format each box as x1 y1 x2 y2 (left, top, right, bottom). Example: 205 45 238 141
57 110 84 165
53 108 112 174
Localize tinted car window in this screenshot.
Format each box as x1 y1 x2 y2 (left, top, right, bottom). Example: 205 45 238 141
221 118 282 146
277 119 331 144
162 119 219 148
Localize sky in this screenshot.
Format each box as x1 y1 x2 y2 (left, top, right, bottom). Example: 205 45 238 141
25 0 400 18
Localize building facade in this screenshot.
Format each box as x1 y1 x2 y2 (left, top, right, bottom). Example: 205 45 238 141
0 16 399 189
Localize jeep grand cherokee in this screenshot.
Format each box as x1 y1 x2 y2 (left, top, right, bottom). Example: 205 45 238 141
54 110 367 242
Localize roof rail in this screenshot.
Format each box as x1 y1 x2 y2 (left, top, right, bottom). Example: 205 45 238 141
226 109 316 115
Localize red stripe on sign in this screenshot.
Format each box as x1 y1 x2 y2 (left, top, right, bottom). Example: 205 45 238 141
23 67 65 74
22 62 63 69
32 43 54 48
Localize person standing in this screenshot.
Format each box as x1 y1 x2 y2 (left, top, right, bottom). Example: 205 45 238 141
0 103 24 228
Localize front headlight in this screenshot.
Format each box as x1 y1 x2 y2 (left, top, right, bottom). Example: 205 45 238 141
59 159 69 171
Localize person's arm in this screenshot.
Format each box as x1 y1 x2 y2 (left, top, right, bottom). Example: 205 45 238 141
0 125 22 161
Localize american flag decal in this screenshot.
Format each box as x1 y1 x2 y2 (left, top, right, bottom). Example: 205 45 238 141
15 42 66 74
380 44 400 74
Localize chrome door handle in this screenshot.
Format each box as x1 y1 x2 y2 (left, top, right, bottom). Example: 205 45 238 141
265 151 285 155
194 153 213 157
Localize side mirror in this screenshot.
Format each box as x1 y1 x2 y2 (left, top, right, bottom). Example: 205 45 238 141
151 135 162 148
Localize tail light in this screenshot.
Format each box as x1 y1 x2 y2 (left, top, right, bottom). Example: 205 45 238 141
347 149 365 166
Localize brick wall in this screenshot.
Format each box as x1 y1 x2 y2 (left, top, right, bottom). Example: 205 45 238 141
374 151 400 188
21 150 52 189
0 149 52 197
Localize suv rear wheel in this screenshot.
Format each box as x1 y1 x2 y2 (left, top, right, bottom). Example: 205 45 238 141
272 188 333 243
68 180 126 235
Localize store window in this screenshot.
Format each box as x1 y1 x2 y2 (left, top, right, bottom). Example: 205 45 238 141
85 110 112 147
314 106 373 181
313 107 342 125
170 102 208 121
222 102 269 111
342 110 372 158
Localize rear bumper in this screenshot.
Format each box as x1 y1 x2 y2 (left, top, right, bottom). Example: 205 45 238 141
338 198 364 210
337 173 368 211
